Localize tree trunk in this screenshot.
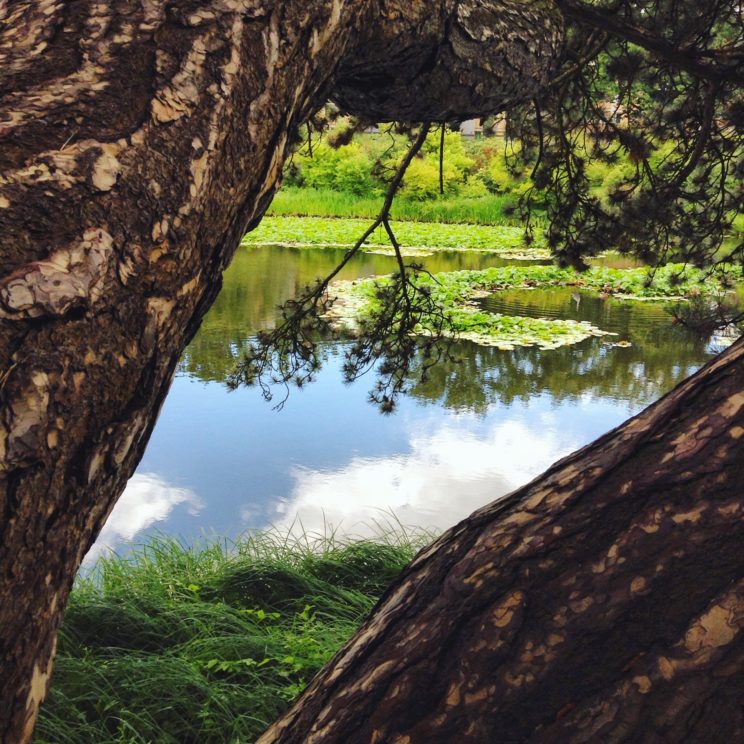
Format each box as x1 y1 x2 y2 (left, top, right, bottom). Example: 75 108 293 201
260 337 744 744
0 2 562 741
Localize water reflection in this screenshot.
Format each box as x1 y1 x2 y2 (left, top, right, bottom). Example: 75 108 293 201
274 417 577 536
100 245 726 551
86 474 202 563
181 250 713 409
409 334 705 412
180 247 541 384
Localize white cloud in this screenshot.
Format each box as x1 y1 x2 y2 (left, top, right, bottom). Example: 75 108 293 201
272 417 576 538
85 473 202 563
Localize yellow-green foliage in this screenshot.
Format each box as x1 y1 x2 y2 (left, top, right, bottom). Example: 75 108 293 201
585 141 679 205
400 130 476 200
292 142 379 196
400 157 451 200
459 175 490 199
285 132 540 211
485 150 523 193
422 130 475 174
733 213 744 237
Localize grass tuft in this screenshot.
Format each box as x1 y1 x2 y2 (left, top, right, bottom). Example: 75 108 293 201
36 530 430 744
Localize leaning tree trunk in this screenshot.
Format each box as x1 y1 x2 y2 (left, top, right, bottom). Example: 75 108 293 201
0 1 562 741
261 338 744 743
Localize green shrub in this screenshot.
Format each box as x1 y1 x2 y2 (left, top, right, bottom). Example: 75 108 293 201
294 142 379 196
333 148 380 196
459 175 490 199
398 130 476 200
422 130 475 177
401 157 452 200
586 141 678 205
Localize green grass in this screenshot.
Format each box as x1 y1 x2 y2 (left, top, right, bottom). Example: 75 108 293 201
243 216 548 259
36 531 428 744
269 187 530 226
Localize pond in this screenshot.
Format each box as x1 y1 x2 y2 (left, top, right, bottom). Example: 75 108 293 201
87 244 722 562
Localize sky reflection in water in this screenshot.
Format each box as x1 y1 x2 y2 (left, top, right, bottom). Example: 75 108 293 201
88 473 203 563
88 245 720 560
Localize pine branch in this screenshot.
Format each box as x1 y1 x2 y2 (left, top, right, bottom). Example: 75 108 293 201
229 124 458 411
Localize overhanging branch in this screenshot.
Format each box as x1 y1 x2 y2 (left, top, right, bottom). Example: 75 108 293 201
557 0 744 84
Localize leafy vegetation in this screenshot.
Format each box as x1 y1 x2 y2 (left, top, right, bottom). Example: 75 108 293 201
276 127 741 261
269 187 520 226
329 263 742 351
286 130 481 200
280 131 539 225
36 533 425 744
507 0 743 270
430 263 743 302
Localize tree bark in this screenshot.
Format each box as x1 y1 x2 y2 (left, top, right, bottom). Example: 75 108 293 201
260 337 744 744
0 2 562 742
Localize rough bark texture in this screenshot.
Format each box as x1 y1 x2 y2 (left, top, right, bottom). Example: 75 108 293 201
261 338 744 744
333 0 563 121
0 1 561 742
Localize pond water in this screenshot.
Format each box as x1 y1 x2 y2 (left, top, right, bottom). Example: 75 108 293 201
88 245 721 562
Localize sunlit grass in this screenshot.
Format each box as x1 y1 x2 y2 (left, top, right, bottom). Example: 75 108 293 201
243 215 547 259
268 187 536 226
36 529 431 744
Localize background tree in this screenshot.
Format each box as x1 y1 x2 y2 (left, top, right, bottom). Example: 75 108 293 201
522 0 743 271
0 1 741 743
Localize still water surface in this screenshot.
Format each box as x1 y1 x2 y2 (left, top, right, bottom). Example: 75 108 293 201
89 245 720 561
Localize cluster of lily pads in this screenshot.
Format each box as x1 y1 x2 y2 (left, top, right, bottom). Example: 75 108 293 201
429 264 742 302
328 263 742 351
241 216 741 351
242 216 550 260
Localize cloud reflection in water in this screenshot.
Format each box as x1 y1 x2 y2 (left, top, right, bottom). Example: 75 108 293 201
273 417 577 537
86 473 203 563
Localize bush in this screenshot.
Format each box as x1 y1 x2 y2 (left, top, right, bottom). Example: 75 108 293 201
483 147 528 194
393 130 477 200
401 157 452 200
459 175 490 199
293 142 379 196
586 140 678 205
421 130 475 178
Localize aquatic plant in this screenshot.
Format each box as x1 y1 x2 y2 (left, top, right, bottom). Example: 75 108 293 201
242 216 548 259
328 263 743 350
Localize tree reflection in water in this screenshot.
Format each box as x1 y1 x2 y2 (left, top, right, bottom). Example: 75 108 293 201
181 246 717 412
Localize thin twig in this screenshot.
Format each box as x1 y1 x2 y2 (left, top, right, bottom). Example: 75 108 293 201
439 124 446 196
230 124 433 409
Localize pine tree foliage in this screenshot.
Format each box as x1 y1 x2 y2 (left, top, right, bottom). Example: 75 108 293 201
519 0 743 269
